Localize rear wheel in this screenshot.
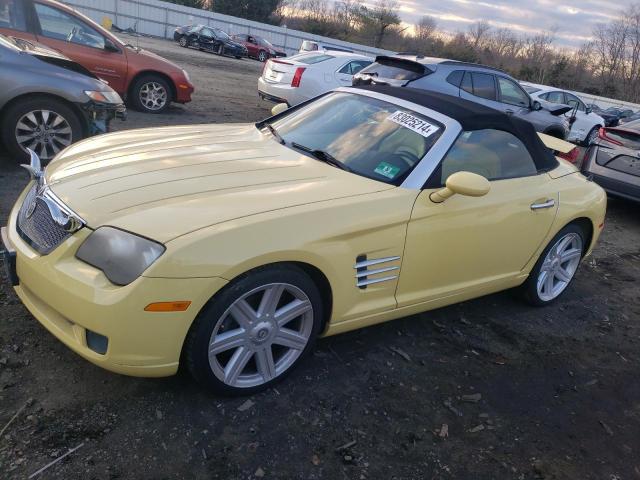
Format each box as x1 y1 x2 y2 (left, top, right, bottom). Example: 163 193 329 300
583 126 599 146
185 265 323 395
129 75 172 113
0 97 83 163
519 224 585 306
178 36 188 47
258 50 268 62
217 44 224 55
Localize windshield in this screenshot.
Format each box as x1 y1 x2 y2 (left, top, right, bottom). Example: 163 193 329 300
268 92 444 185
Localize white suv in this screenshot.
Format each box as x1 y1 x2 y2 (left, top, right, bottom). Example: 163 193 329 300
521 83 605 145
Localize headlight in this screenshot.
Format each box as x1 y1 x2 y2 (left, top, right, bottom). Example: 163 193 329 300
84 90 123 104
76 227 165 286
182 69 191 82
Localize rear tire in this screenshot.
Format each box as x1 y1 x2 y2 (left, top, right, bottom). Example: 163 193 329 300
582 126 599 146
178 36 188 48
185 265 323 395
518 223 586 306
258 50 268 62
0 97 84 164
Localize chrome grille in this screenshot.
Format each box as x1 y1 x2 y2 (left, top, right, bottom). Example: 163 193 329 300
17 185 71 255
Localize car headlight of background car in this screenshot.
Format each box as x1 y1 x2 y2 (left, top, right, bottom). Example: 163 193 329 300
76 227 165 286
84 90 124 104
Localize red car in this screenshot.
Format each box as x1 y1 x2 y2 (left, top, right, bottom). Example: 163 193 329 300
232 33 286 62
0 0 194 113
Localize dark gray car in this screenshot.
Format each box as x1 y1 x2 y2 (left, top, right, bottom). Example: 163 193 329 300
582 124 640 202
353 55 571 139
0 33 125 163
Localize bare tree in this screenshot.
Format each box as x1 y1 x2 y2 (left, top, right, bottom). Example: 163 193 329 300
467 20 491 50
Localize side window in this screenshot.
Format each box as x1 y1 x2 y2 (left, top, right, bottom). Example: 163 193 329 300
497 77 530 107
545 91 565 104
34 3 105 49
461 71 472 94
471 72 497 101
438 129 537 184
565 93 585 112
201 28 214 38
0 0 26 31
446 70 464 87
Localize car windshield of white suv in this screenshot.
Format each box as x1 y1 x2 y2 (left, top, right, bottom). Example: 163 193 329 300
267 92 444 185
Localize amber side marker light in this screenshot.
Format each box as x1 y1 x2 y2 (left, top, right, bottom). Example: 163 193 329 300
144 301 191 312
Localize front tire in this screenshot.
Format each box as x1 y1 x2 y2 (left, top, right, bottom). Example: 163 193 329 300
258 50 268 62
519 224 586 306
129 75 172 113
185 265 323 395
0 97 83 163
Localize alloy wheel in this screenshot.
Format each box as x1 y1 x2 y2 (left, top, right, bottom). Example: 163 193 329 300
258 50 267 62
586 127 598 145
208 283 314 388
15 110 72 161
179 37 187 47
536 232 583 302
138 82 168 111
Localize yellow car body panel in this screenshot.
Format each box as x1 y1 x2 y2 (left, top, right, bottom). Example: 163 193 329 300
5 122 607 377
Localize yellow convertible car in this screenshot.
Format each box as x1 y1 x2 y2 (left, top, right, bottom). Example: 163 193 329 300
1 86 606 394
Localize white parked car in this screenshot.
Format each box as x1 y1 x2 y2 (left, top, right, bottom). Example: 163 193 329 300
299 40 353 54
258 51 372 106
521 83 605 145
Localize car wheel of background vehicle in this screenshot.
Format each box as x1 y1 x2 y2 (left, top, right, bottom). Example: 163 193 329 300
178 36 188 47
185 265 323 395
258 50 268 62
583 126 599 146
217 44 224 55
130 75 171 113
0 97 83 163
518 224 585 306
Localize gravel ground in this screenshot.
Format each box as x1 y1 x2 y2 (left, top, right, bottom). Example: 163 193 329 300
1 35 639 480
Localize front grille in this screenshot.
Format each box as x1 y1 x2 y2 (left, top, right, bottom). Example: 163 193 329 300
17 185 71 255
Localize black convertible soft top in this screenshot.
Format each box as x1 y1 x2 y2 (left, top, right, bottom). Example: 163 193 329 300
353 85 559 172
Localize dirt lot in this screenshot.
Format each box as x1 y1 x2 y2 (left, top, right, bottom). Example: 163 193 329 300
1 35 639 480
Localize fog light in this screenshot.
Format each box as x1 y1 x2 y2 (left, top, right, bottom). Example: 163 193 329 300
86 330 108 355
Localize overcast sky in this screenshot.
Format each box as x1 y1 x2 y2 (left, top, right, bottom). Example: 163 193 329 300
388 0 635 48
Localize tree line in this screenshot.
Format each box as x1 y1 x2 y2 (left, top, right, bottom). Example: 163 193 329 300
167 0 640 103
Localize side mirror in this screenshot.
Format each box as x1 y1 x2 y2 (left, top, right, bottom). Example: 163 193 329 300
104 39 120 53
532 100 542 111
585 106 592 114
271 103 289 116
430 171 491 203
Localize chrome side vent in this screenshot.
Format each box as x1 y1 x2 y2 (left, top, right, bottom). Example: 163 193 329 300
354 255 401 289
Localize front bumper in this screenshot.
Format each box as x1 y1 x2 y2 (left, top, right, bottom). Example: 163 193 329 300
80 100 126 136
2 186 227 377
175 79 194 103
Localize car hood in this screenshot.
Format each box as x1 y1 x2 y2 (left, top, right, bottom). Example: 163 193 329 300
537 99 573 116
45 124 393 243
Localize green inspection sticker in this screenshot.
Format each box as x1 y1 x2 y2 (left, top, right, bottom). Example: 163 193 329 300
374 162 401 179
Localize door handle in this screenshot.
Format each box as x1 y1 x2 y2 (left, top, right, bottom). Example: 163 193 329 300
505 109 514 115
530 199 555 210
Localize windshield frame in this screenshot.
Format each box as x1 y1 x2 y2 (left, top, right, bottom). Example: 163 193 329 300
257 88 462 189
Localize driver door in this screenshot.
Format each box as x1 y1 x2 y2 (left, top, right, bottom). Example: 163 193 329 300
395 129 558 307
32 1 127 93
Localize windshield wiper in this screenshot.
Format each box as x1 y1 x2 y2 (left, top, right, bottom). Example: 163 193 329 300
291 142 352 172
265 123 285 145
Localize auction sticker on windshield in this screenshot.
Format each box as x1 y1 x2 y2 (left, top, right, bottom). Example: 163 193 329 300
387 111 440 138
